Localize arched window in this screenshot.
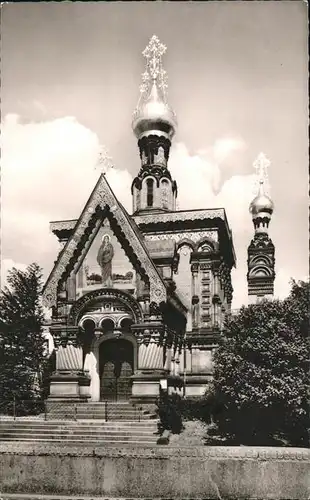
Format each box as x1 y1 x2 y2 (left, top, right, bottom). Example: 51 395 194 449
120 317 133 331
146 178 154 207
100 318 115 333
82 318 96 333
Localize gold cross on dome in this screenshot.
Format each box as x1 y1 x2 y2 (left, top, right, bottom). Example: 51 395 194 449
253 152 270 182
142 35 167 80
253 152 271 195
139 35 168 95
96 145 114 175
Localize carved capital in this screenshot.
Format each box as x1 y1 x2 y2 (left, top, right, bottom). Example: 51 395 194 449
191 263 199 274
212 294 221 305
51 325 80 349
200 263 211 271
192 295 199 305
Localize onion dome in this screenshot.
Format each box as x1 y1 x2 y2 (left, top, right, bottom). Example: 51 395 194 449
132 35 177 140
132 80 176 139
249 179 274 216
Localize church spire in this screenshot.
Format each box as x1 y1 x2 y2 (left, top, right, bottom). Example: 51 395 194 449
131 36 178 214
247 153 275 301
249 152 274 234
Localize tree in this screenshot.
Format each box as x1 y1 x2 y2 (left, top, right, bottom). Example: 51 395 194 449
0 263 46 414
212 280 310 446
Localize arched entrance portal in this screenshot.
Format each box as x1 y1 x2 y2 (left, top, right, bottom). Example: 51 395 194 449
99 339 134 401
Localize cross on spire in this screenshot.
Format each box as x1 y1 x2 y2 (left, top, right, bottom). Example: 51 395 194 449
139 35 168 98
253 152 271 196
95 145 114 175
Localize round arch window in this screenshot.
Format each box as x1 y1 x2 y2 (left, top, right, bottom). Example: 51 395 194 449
101 318 115 333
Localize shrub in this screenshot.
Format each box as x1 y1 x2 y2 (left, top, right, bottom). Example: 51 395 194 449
156 392 184 434
213 280 310 447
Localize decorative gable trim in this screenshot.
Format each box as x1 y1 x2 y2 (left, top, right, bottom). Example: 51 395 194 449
43 174 166 308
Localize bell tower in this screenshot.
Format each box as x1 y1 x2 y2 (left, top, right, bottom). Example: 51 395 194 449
131 35 178 214
247 153 275 302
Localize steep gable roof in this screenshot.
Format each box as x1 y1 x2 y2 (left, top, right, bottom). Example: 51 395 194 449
43 174 167 308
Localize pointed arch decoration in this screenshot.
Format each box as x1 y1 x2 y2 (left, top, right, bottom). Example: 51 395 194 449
43 174 166 308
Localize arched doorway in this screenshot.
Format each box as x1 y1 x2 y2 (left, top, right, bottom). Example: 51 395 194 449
99 338 134 401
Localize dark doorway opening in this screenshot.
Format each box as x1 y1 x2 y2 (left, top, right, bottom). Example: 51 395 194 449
99 339 134 401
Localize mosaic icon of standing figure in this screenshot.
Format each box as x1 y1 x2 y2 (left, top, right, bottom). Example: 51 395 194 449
97 234 114 287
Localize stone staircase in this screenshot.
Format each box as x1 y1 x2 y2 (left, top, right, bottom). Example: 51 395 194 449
46 401 154 421
0 402 160 446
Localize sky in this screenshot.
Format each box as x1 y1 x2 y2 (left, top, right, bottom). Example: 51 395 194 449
1 1 308 309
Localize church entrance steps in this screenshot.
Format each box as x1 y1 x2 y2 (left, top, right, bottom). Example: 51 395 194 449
0 496 185 500
0 419 159 446
0 419 156 427
46 401 156 421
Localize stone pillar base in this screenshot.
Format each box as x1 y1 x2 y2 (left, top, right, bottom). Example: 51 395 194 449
48 371 90 402
183 373 212 398
130 370 166 403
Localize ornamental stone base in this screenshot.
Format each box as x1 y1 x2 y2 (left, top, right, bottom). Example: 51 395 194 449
130 370 167 403
183 373 212 398
48 371 90 402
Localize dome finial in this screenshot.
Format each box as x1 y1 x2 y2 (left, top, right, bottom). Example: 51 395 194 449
253 152 271 197
132 35 177 140
249 152 274 230
139 35 168 102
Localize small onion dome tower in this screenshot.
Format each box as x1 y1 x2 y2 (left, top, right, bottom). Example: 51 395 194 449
247 153 275 301
131 35 178 214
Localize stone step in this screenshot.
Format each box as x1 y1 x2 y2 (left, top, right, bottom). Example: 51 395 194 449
0 427 158 435
0 432 158 442
0 437 158 446
0 420 157 427
77 415 148 419
0 495 162 499
0 428 157 437
0 422 157 429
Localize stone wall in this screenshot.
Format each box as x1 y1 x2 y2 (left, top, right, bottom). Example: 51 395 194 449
0 443 309 499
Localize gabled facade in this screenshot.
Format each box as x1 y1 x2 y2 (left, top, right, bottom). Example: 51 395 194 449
43 35 236 404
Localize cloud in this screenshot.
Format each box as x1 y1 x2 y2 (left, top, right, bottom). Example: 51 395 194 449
1 114 300 310
213 137 246 164
1 114 133 283
169 142 255 307
1 258 28 290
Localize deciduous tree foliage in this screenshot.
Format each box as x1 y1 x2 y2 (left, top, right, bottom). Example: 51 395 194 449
0 263 46 411
213 280 310 446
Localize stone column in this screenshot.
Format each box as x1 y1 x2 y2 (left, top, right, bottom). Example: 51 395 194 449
185 347 192 373
131 323 166 402
49 325 89 402
138 338 164 371
164 344 173 373
170 348 176 376
174 350 180 376
212 265 221 328
56 344 83 371
179 346 185 374
191 263 199 329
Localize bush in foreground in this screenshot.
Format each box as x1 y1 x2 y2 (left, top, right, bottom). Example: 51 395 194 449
212 280 310 447
156 392 184 434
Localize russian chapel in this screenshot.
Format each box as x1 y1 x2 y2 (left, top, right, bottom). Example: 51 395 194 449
43 36 275 405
